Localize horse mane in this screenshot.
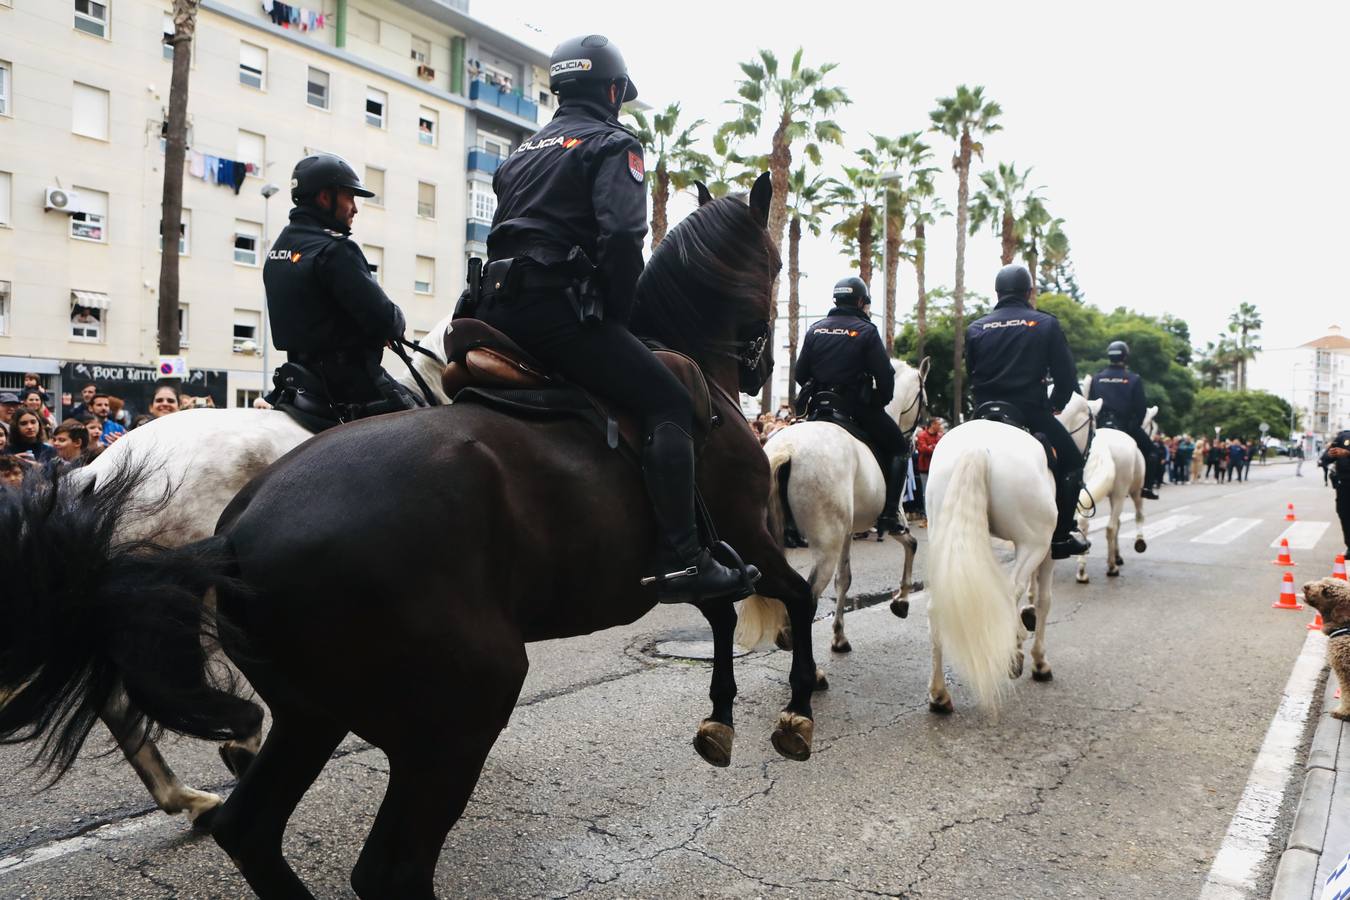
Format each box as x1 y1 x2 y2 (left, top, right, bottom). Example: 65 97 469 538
631 194 780 361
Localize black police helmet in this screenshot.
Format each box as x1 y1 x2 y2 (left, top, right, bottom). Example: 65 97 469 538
1107 340 1129 362
832 276 869 307
548 35 638 103
994 264 1033 300
290 153 375 205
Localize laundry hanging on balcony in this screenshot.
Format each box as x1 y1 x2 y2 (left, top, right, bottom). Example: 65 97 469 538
188 151 258 195
262 1 325 30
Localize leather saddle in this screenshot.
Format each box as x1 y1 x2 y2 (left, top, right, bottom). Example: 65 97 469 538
1096 408 1127 431
804 390 872 447
973 400 1056 470
440 319 716 454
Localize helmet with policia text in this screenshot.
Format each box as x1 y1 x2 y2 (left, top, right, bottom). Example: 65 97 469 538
1107 340 1130 363
832 276 869 307
289 154 375 205
548 35 638 103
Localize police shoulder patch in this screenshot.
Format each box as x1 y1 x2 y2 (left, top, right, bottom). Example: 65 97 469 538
628 150 644 183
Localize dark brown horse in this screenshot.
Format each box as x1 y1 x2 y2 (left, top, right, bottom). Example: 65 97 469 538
0 175 822 899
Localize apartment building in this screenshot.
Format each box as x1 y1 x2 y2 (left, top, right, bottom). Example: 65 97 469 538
0 0 548 412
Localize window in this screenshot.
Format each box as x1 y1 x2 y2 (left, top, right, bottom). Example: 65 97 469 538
479 133 511 158
70 188 108 242
349 10 379 42
74 0 108 38
159 210 190 255
0 60 10 117
306 67 329 110
469 182 496 222
235 388 262 409
418 107 437 146
234 220 262 266
233 309 261 352
410 36 430 64
0 171 10 226
158 118 193 154
417 182 435 219
70 292 106 341
414 256 434 294
365 87 386 128
177 305 189 347
0 281 9 335
237 129 264 173
239 42 266 90
72 82 110 141
162 14 173 60
363 245 383 284
363 166 384 206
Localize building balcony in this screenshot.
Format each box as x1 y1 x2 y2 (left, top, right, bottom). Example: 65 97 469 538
468 149 504 175
469 79 539 124
466 220 491 244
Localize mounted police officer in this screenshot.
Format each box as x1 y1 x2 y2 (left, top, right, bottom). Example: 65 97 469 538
795 276 910 535
1089 340 1160 499
966 264 1090 559
473 34 755 603
263 153 420 422
1323 431 1350 556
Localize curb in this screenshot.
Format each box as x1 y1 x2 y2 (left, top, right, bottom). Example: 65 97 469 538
1271 677 1344 900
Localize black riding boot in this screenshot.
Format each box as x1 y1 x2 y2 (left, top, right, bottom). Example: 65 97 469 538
1142 454 1160 499
1051 468 1091 559
642 422 759 603
875 452 910 536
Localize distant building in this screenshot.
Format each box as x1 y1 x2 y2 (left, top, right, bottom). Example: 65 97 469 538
1295 326 1350 436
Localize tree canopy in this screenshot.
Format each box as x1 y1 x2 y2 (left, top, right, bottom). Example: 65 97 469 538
1186 389 1297 442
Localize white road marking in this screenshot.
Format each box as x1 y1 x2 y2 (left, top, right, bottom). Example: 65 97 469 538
1140 514 1201 540
0 812 172 877
1191 518 1263 545
1270 521 1331 551
1088 511 1135 534
1200 630 1327 899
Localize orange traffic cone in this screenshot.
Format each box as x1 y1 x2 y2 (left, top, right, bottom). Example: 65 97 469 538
1334 555 1348 580
1273 572 1304 610
1272 539 1297 567
1309 610 1325 631
1286 503 1297 521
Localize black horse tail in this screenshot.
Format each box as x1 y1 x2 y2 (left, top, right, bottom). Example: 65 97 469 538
0 462 260 780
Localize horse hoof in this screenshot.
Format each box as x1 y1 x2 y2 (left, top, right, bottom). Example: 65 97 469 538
831 638 852 654
890 597 910 618
928 696 954 715
1115 555 1125 566
693 720 734 768
1019 606 1037 632
219 744 256 778
1107 569 1120 578
1032 667 1054 682
1076 574 1089 584
771 712 813 761
1010 651 1025 680
774 626 793 652
814 667 829 691
1134 539 1147 553
910 580 924 592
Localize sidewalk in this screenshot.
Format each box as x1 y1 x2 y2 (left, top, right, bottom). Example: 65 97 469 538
1272 673 1350 900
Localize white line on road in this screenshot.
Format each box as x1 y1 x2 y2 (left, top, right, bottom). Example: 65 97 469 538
1088 511 1135 534
1140 514 1201 540
1191 518 1263 545
1200 630 1327 900
0 811 172 877
1270 521 1331 551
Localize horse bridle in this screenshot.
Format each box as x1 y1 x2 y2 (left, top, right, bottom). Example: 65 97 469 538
897 378 928 441
391 337 444 407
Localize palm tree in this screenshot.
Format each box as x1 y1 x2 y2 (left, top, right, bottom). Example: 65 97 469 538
723 48 848 411
907 165 945 362
826 154 886 286
703 131 762 198
1017 196 1060 302
930 85 1002 421
873 132 933 345
1227 302 1263 391
969 162 1037 265
785 166 831 405
157 0 200 377
625 103 711 246
1037 221 1077 298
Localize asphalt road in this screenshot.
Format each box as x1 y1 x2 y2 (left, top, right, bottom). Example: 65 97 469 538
0 459 1339 899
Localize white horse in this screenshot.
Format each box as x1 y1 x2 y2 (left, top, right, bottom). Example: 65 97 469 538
59 312 454 825
923 391 1100 712
755 358 929 655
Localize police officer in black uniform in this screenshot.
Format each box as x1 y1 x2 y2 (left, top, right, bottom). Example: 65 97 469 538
263 153 419 420
476 34 754 603
1089 340 1160 499
966 264 1090 558
795 276 910 534
1323 431 1350 556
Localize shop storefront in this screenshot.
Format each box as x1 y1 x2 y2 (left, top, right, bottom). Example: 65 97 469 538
60 361 229 420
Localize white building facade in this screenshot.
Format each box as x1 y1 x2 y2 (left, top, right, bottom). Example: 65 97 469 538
0 0 547 413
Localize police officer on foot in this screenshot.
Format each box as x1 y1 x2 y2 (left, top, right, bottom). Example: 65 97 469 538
1089 341 1160 499
475 34 755 603
1323 431 1350 556
966 265 1091 559
263 153 420 420
795 276 910 535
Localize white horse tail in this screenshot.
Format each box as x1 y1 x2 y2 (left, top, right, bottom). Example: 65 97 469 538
735 443 792 650
1080 440 1116 513
928 449 1016 708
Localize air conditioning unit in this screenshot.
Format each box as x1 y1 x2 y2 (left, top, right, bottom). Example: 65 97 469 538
44 187 82 214
417 64 435 80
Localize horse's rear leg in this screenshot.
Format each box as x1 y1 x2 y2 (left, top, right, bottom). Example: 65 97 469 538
888 530 918 617
928 622 953 714
1105 507 1121 577
694 599 738 767
831 542 854 653
211 713 347 900
1030 552 1056 681
1075 512 1091 584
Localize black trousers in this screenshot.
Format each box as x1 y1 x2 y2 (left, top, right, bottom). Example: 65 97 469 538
478 289 691 435
855 405 909 462
1337 484 1350 552
1022 406 1084 474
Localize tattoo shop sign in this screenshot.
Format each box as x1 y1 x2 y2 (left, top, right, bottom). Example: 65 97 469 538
61 361 228 415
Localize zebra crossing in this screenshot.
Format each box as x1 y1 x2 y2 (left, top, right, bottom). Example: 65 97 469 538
1082 509 1337 554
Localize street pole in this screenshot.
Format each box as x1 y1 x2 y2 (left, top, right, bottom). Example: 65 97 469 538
260 183 279 400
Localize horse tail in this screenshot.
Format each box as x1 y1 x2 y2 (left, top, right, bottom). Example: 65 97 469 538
735 442 792 650
0 461 260 780
928 448 1016 709
1080 439 1116 513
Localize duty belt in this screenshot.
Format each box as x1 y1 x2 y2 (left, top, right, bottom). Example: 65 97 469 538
291 348 372 367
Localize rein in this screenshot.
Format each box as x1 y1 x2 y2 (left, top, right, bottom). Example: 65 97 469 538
896 378 927 441
391 337 444 408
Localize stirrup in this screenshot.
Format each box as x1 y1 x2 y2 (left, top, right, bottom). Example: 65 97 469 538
1051 531 1091 559
876 513 908 536
640 542 760 603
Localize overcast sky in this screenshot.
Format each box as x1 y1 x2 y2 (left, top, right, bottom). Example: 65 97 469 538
479 0 1348 395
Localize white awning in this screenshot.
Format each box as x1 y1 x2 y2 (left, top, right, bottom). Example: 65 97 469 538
71 290 110 310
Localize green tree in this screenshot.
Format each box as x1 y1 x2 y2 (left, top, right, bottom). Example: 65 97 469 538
1188 389 1297 441
872 132 933 345
893 287 990 421
1036 222 1081 301
625 103 711 246
785 166 832 405
969 162 1038 265
1017 196 1060 303
826 152 886 286
1226 302 1263 391
907 165 946 363
930 85 1002 421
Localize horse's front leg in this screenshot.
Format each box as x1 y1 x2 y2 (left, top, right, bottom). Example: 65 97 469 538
1105 501 1121 577
1030 552 1056 681
693 599 738 768
102 692 224 829
1074 511 1091 584
889 530 918 617
1132 489 1147 553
